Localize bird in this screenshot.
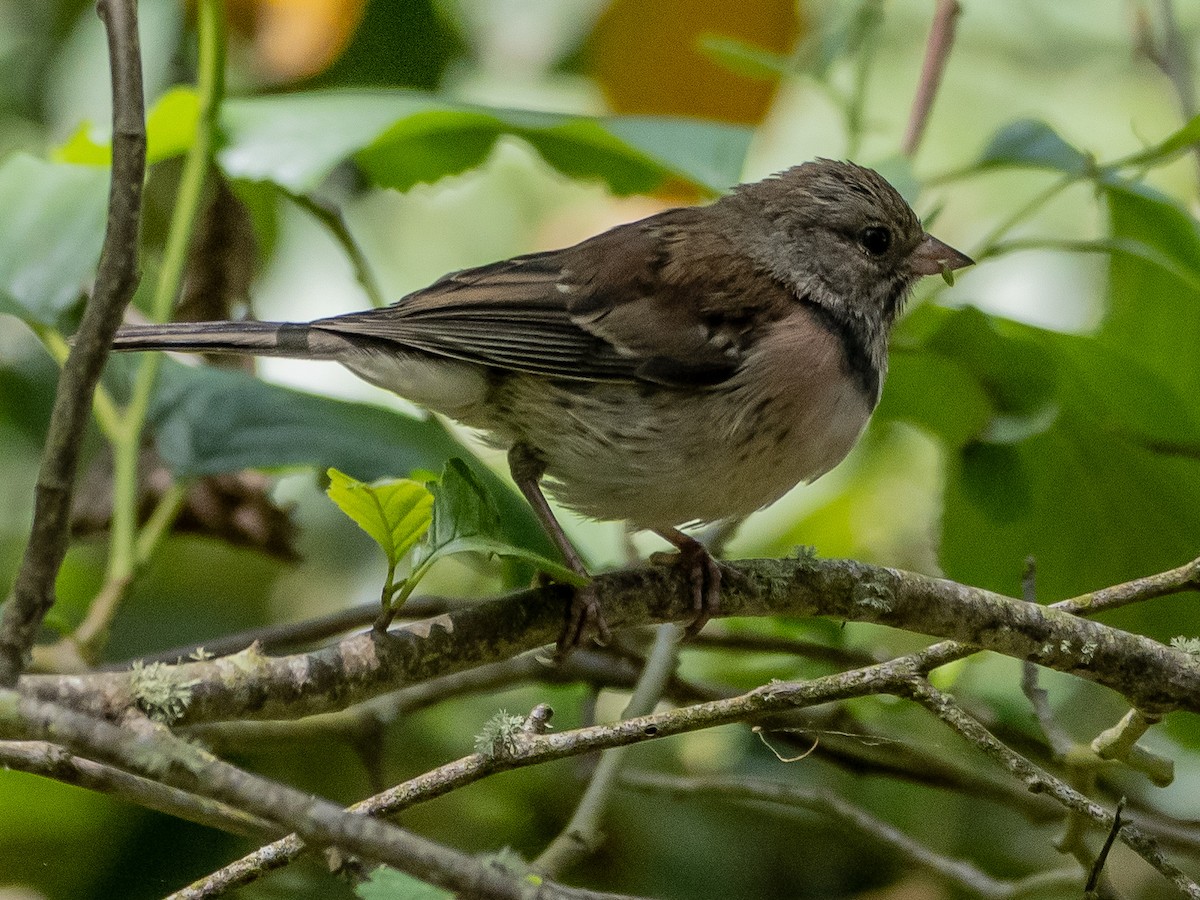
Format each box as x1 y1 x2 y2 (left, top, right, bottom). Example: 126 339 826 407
109 159 972 653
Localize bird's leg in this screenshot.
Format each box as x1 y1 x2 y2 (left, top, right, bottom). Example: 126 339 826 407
651 526 722 637
507 443 610 656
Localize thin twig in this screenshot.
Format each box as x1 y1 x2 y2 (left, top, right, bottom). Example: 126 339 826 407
137 628 1200 896
902 0 962 158
1135 0 1200 183
534 624 683 876
0 740 280 839
1053 556 1200 616
1019 558 1075 758
104 595 458 669
95 0 225 659
1086 797 1127 897
283 190 387 308
0 0 146 687
145 651 927 896
688 628 881 668
0 691 606 900
908 680 1200 899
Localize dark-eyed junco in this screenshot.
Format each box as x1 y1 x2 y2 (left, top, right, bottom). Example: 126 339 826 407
110 159 972 651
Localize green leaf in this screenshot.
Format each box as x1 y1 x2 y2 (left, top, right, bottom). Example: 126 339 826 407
1038 330 1200 452
54 87 201 167
356 866 451 900
889 302 1200 634
0 154 109 325
876 350 992 447
941 410 1200 628
219 92 429 193
922 306 1059 430
422 459 584 586
973 119 1092 175
1101 181 1200 400
143 361 554 559
325 468 432 569
427 458 500 551
218 90 752 195
696 34 794 81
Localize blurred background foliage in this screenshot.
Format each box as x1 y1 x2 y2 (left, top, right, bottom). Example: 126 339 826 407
1 1 1200 898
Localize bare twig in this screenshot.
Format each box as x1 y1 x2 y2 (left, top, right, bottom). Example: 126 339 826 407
1053 556 1200 616
902 0 962 158
283 190 387 308
535 624 683 876
1020 559 1075 758
0 0 146 686
0 691 609 900
908 680 1200 899
147 652 925 895
0 740 280 839
89 0 225 665
1134 0 1200 183
688 627 881 668
1086 797 1127 897
129 624 1200 897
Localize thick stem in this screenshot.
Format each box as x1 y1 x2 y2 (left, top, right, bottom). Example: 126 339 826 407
902 0 962 158
0 0 146 686
108 0 225 586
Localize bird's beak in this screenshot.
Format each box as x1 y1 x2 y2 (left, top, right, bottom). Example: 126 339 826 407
909 234 974 276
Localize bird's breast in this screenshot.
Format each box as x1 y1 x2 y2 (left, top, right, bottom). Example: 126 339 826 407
489 307 877 528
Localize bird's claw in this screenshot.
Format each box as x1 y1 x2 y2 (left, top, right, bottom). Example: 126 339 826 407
683 543 722 637
554 581 611 661
652 538 722 636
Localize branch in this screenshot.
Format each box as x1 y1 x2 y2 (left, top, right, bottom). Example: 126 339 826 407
172 668 899 895
902 0 962 158
0 0 146 686
20 556 1200 723
0 691 612 900
133 627 1200 896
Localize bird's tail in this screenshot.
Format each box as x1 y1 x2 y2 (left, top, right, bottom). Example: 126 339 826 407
111 321 356 360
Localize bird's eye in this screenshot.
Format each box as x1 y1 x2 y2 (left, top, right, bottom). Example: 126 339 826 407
859 226 892 256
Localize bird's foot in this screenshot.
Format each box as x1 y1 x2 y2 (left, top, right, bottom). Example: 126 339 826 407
651 529 722 636
555 580 611 661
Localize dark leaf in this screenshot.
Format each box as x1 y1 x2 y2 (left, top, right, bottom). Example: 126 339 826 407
974 119 1092 175
144 361 553 557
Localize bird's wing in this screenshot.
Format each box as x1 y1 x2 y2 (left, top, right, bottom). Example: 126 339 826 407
312 208 796 387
